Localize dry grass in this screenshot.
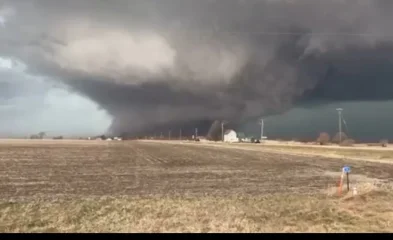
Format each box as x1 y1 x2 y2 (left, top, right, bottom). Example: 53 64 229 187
1 140 393 232
1 190 393 233
146 140 393 163
257 144 393 162
178 140 393 163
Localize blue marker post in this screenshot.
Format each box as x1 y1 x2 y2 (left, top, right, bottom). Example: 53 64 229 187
343 166 351 191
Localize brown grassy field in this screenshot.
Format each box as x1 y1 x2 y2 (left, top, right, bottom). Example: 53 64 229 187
1 140 393 232
175 140 393 163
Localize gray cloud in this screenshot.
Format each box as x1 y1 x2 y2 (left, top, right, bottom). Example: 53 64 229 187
2 0 393 136
242 101 393 142
0 66 111 137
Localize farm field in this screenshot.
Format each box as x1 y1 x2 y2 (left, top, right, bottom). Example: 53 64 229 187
196 140 393 164
1 140 393 232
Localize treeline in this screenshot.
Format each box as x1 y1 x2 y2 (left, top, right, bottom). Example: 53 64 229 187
316 132 388 147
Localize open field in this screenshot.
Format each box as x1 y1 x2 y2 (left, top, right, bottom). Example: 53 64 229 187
248 141 393 163
1 140 393 232
257 144 393 162
170 140 393 164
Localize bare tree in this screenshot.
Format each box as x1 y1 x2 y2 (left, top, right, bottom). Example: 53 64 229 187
332 132 348 143
38 132 46 139
380 139 389 147
30 134 39 139
317 132 330 145
206 120 222 141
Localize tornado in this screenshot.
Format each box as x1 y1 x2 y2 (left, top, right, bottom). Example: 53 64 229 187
1 0 393 136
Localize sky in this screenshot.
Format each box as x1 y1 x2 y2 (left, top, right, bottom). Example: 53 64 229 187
0 57 111 137
242 101 393 142
1 1 393 140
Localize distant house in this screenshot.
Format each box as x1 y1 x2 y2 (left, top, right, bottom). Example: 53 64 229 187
224 129 239 143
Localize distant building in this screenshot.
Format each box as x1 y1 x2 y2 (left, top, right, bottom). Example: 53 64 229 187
224 129 239 143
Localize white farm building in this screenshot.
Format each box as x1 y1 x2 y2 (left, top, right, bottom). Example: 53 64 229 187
224 129 239 143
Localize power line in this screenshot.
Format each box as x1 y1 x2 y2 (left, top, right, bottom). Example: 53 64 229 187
341 112 350 135
336 108 343 143
168 29 393 38
258 118 264 141
221 121 228 142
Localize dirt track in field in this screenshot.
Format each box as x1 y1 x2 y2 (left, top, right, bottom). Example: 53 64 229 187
1 140 393 201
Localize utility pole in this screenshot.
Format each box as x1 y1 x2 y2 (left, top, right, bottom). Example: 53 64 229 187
221 121 228 142
258 118 264 141
336 108 343 143
179 128 182 140
195 128 198 139
168 130 171 140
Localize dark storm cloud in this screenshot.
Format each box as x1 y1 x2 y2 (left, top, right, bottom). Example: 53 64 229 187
2 0 393 135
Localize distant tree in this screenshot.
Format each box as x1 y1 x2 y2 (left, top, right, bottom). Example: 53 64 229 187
206 120 222 141
30 134 39 139
380 139 389 147
317 132 330 145
38 132 46 139
332 132 348 143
